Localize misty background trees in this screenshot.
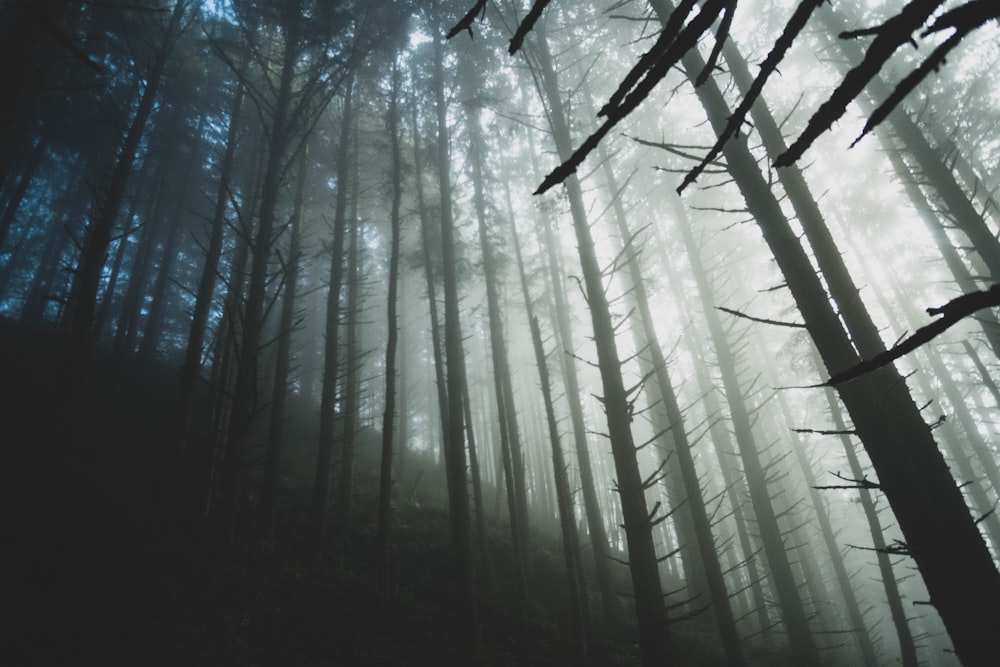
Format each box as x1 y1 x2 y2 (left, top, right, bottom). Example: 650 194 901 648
3 1 999 665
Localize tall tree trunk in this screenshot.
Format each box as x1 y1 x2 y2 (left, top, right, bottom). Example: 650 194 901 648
222 4 302 546
816 5 1000 283
260 141 308 541
880 139 1000 359
654 3 1000 662
64 0 188 375
111 146 174 371
511 212 593 665
669 195 819 665
818 374 919 667
174 79 245 450
431 23 477 642
459 58 530 601
599 143 743 665
531 192 621 627
460 357 491 592
93 162 150 341
310 72 354 569
411 86 450 469
334 167 363 568
528 19 670 665
770 382 879 667
134 120 204 376
377 58 404 609
658 245 774 641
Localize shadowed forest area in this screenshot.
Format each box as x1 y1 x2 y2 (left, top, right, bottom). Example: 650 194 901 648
3 1 1000 665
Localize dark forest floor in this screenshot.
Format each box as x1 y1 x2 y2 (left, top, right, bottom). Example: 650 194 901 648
1 317 789 666
0 318 636 666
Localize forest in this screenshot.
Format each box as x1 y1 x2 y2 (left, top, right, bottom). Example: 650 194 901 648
3 0 1000 665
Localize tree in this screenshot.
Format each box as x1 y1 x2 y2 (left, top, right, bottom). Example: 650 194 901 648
430 8 478 641
64 0 192 378
522 13 671 665
376 49 405 611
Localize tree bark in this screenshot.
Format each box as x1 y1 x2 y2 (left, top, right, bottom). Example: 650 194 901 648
174 79 245 452
377 56 404 610
64 0 188 375
459 57 530 601
528 18 670 665
431 22 477 643
260 141 308 541
310 71 354 568
669 195 819 665
660 4 1000 661
525 143 621 627
598 140 743 665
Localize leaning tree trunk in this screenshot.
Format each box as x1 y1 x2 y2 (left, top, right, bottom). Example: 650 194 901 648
880 139 1000 359
769 379 879 667
658 244 774 641
671 196 819 665
597 140 743 665
64 0 188 375
816 5 1000 284
817 371 919 667
511 209 593 665
528 19 670 666
523 140 621 627
459 58 530 602
656 3 1000 661
174 79 245 451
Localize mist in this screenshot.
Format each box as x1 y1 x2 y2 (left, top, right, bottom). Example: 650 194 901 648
4 1 999 665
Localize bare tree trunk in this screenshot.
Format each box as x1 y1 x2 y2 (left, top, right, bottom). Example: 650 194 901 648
260 142 308 541
310 72 353 569
377 57 404 611
658 245 774 641
653 3 1000 661
880 139 1000 359
221 7 300 544
510 209 593 664
135 120 204 376
411 87 449 470
669 195 819 665
93 162 150 341
770 383 879 667
530 191 621 627
598 145 743 664
334 167 363 568
64 0 188 376
817 6 1000 283
174 79 245 451
431 23 477 643
459 57 529 602
110 146 173 371
528 19 670 665
818 375 920 667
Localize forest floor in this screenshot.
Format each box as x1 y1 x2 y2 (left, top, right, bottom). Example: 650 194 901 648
2 317 654 666
1 316 798 666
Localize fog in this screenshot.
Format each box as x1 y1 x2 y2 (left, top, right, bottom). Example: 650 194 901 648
3 1 999 665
